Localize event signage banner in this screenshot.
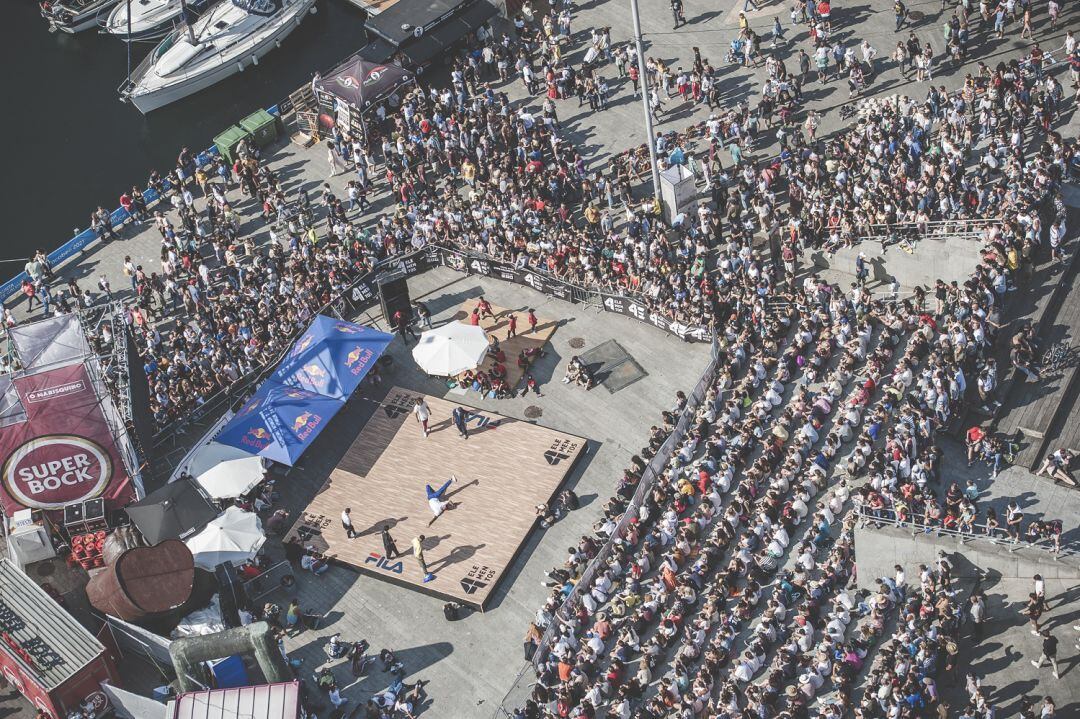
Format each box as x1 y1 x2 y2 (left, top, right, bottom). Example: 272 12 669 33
0 363 136 515
600 294 713 342
436 248 711 342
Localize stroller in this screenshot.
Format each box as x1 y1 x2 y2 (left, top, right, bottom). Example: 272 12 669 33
726 37 746 64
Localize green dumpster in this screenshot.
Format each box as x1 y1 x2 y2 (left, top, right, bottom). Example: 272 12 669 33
214 125 251 164
239 109 279 149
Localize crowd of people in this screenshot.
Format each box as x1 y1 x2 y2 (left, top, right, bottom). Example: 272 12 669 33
3 0 1079 714
505 4 1078 719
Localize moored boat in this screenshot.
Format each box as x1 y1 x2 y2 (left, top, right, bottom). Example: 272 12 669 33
119 0 317 114
102 0 215 41
41 0 123 33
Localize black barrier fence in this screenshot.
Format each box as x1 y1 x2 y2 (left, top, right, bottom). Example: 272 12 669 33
435 247 713 342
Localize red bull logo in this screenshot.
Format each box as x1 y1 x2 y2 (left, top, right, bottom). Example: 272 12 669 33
242 426 272 450
334 322 363 334
283 387 309 399
291 334 315 357
303 364 329 385
292 412 322 441
345 346 373 375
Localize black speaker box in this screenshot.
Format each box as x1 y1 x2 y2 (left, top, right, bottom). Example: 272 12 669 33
378 271 412 327
214 561 244 628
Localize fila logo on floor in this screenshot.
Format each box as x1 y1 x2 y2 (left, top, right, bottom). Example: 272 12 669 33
366 552 404 574
466 412 498 429
459 577 488 595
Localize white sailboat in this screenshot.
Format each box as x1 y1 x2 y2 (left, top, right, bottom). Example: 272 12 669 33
119 0 317 114
41 0 123 33
102 0 214 41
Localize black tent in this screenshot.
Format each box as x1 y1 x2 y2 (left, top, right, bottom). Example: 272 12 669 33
125 479 217 545
313 58 416 114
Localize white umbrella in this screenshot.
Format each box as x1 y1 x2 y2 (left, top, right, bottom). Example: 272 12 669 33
186 442 265 500
184 506 265 571
411 323 490 376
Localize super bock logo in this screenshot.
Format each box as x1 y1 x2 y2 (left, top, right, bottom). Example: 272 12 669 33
2 434 112 510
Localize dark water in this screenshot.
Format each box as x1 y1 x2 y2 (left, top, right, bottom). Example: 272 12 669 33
1 0 367 262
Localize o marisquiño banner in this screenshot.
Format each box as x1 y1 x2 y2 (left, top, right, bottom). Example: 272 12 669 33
0 363 136 515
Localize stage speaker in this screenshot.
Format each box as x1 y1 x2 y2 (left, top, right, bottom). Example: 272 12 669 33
214 561 244 628
64 502 86 534
378 271 412 327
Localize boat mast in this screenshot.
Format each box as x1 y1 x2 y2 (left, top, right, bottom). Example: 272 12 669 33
180 0 197 45
125 0 132 84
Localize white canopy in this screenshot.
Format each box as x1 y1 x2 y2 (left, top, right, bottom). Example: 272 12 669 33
411 323 490 377
184 507 265 571
186 443 265 500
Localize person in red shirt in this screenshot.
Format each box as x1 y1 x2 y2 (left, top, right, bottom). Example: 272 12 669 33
527 309 538 334
477 296 494 319
469 308 480 326
965 425 986 467
506 314 517 338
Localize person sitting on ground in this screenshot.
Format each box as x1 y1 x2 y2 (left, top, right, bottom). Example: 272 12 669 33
537 502 559 528
576 362 596 390
300 546 329 575
1036 449 1076 486
325 634 350 660
563 356 584 384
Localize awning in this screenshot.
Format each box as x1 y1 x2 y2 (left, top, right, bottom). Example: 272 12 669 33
168 680 302 719
268 315 394 400
397 0 497 67
215 316 393 466
432 0 496 45
213 385 349 466
126 479 217 545
398 35 447 67
357 37 396 63
313 58 415 113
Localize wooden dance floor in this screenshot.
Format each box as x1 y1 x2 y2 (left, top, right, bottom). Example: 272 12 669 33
285 387 585 609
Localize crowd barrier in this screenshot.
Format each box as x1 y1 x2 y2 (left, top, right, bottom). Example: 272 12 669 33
437 247 714 342
854 505 1072 556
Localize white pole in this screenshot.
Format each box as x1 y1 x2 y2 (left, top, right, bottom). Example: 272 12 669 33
629 0 661 202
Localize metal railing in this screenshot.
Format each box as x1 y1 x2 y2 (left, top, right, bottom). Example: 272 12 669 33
856 218 1003 243
853 505 1074 558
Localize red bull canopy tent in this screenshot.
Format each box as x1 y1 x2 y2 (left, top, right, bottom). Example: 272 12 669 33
216 316 393 465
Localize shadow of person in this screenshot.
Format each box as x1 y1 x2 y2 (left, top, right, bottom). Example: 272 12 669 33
428 543 487 572
357 516 408 538
445 478 480 501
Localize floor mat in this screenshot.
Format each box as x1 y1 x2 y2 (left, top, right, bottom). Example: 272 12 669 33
578 340 648 394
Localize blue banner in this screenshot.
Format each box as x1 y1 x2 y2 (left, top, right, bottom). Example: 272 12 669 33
216 384 346 466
